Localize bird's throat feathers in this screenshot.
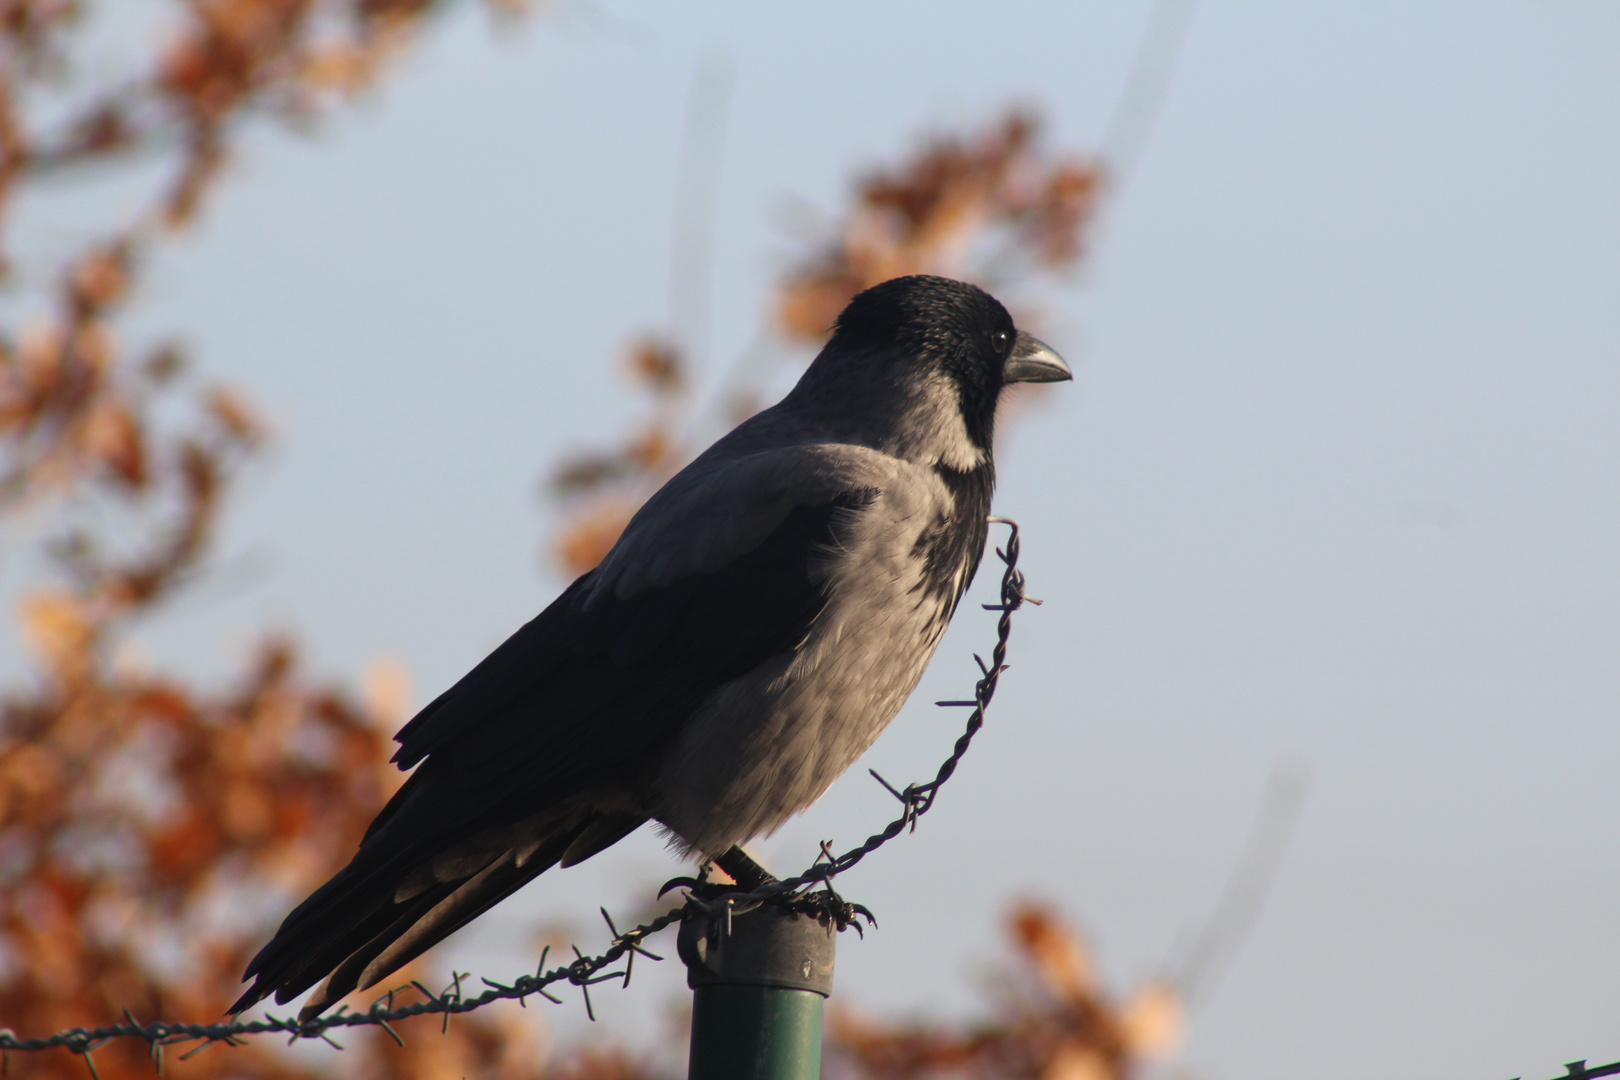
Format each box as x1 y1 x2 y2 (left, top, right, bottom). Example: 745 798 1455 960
783 346 996 473
918 459 995 606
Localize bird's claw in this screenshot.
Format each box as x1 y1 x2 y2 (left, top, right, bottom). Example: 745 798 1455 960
657 875 702 898
782 888 875 936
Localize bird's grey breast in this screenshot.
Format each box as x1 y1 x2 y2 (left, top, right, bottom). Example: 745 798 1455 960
648 452 983 856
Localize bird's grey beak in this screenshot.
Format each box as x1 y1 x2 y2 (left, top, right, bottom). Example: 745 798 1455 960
1003 331 1072 384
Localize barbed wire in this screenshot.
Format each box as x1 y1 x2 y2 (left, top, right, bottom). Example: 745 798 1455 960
1511 1063 1620 1080
0 518 1034 1074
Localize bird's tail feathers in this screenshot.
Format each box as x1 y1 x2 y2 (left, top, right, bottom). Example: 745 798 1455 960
295 834 576 1020
230 811 649 1021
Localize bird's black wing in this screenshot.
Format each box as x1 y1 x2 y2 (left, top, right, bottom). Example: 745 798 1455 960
382 490 877 830
234 487 874 1014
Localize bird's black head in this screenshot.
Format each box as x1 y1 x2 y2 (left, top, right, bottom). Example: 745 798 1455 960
788 275 1069 467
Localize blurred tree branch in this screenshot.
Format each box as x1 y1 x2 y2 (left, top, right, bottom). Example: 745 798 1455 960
548 110 1101 577
827 904 1180 1080
0 5 572 1077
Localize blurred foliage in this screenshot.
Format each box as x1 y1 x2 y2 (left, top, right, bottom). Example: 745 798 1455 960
0 4 1171 1079
776 112 1097 344
0 3 587 1077
549 111 1100 576
827 903 1180 1080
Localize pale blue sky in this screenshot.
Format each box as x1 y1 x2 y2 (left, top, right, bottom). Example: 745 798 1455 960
3 3 1618 1078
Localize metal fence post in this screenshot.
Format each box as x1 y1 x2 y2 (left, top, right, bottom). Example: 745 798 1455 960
678 902 837 1080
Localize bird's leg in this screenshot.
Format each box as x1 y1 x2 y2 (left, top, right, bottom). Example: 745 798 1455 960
712 845 777 889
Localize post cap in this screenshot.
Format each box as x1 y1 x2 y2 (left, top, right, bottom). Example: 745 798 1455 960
678 903 837 996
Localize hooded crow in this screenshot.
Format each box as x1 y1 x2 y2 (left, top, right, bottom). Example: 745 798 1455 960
231 274 1070 1019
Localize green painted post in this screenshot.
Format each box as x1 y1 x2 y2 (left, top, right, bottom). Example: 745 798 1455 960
678 902 837 1080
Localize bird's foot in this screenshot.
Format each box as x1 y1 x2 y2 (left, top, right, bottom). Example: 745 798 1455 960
786 890 877 937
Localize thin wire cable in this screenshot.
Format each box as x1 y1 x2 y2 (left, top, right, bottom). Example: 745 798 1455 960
1097 0 1198 192
1172 758 1310 1008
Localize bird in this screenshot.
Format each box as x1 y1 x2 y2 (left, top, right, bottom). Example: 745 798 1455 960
230 274 1070 1020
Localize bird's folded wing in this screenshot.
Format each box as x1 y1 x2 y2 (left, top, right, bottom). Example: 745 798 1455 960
373 444 900 845
234 447 899 1008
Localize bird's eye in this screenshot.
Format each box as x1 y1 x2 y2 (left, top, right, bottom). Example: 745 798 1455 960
994 330 1011 347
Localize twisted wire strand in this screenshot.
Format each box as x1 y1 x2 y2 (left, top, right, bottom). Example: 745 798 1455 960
0 520 1032 1066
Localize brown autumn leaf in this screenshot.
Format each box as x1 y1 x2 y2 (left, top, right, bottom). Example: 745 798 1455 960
1011 900 1098 1002
1115 981 1183 1061
626 337 685 392
83 396 146 487
555 496 639 577
206 384 268 445
67 242 133 314
1041 1041 1115 1080
18 590 96 671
